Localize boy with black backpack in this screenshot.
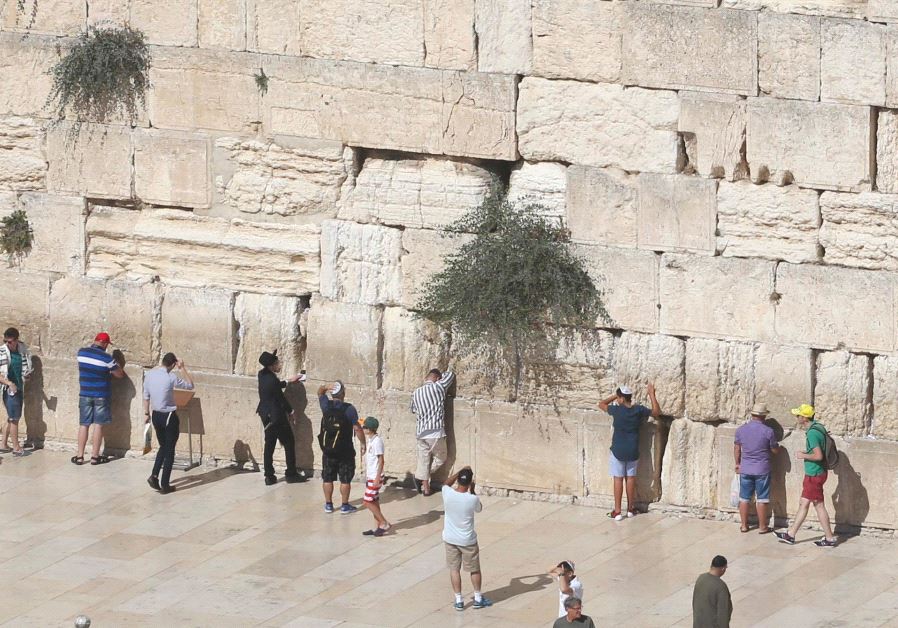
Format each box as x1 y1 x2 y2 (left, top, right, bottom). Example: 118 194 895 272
775 404 839 547
317 381 364 514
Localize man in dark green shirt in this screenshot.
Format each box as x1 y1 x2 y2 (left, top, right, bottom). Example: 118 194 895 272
692 555 732 628
552 596 596 628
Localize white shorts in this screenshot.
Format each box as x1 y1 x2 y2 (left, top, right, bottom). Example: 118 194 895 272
609 453 638 477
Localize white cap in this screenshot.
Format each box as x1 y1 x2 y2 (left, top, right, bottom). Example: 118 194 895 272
330 381 343 395
618 385 633 395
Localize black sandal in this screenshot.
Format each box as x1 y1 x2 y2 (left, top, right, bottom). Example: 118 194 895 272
90 455 110 465
70 455 84 465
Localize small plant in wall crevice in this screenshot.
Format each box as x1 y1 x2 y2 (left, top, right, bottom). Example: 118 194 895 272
1 210 33 265
15 0 38 29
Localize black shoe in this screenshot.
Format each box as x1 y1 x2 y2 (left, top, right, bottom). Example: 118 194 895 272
147 476 161 491
285 474 306 484
265 476 277 486
160 485 177 494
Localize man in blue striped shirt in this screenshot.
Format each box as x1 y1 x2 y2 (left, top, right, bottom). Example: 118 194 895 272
73 332 125 465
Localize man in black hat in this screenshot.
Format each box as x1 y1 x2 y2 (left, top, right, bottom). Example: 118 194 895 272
257 350 305 486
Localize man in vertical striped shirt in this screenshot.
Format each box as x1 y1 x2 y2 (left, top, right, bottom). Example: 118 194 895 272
411 368 455 496
73 332 125 465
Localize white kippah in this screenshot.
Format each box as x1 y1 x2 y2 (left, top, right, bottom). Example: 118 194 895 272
330 381 343 395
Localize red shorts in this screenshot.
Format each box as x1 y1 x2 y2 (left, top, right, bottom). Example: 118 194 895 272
363 479 381 503
801 472 828 502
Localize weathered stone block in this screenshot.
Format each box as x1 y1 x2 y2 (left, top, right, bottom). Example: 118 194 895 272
566 166 637 247
637 174 717 255
821 19 886 106
451 339 516 402
23 357 84 446
0 0 84 35
320 220 402 306
531 0 621 82
130 0 198 47
754 343 813 424
574 244 659 333
400 228 471 310
0 34 59 117
661 419 719 508
198 0 246 50
11 193 84 274
747 98 873 191
720 0 865 19
584 413 661 503
518 78 681 173
161 288 233 373
304 298 381 390
134 131 210 208
612 332 685 417
507 161 567 219
870 0 898 21
86 0 129 25
381 307 450 392
873 355 898 439
678 92 746 181
214 136 351 218
819 192 898 270
0 271 48 351
876 111 898 193
685 338 755 423
264 56 517 161
475 401 581 494
475 0 531 74
775 263 896 353
46 124 132 200
86 206 321 295
622 4 757 95
234 293 304 377
660 254 776 341
0 117 44 191
424 0 476 70
758 13 820 101
338 157 493 229
247 0 301 55
815 351 871 437
717 181 820 263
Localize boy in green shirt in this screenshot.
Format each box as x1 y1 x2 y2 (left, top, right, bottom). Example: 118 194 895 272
775 404 837 547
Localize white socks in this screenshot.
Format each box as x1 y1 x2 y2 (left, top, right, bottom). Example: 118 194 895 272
455 593 463 604
474 591 483 602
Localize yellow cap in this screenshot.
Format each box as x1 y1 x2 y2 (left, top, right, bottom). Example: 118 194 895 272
790 404 815 418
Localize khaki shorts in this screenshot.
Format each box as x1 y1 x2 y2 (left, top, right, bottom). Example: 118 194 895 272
445 542 480 573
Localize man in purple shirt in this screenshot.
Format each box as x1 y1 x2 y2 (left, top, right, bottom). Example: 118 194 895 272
734 402 780 534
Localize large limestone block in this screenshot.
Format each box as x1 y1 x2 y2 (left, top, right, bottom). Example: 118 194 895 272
198 0 246 50
661 419 719 508
720 0 865 19
819 192 898 270
584 413 661 503
300 0 424 66
264 56 517 161
381 307 450 392
877 111 898 193
0 0 84 35
0 117 45 191
622 4 757 96
149 48 259 134
566 166 637 247
716 181 820 263
754 344 813 424
400 228 471 310
685 338 755 423
134 131 210 208
46 124 132 200
678 93 746 181
873 355 898 439
338 157 493 229
507 162 567 220
475 401 581 494
475 0 531 74
22 357 83 446
320 220 402 306
815 351 871 437
531 0 621 82
87 0 129 25
247 0 301 55
746 98 873 191
103 364 146 453
518 78 681 173
0 33 59 117
870 0 898 21
130 0 198 47
161 288 234 373
86 206 321 295
574 244 659 333
10 194 84 274
660 254 776 341
424 0 477 70
0 271 49 351
775 263 896 353
304 299 381 390
234 293 305 378
214 137 349 217
758 13 820 101
612 333 685 417
48 276 158 365
450 339 516 402
637 174 717 255
821 19 886 106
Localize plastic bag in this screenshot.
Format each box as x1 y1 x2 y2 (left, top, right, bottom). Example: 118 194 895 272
729 473 740 508
143 421 152 455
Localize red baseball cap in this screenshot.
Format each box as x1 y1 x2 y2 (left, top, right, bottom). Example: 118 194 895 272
94 332 112 344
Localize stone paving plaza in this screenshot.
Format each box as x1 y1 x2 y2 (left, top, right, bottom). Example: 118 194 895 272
1 450 896 628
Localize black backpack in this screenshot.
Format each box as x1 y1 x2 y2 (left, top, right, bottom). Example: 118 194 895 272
318 404 350 456
810 423 840 470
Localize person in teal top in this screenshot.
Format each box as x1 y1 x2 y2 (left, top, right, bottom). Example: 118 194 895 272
775 404 837 547
0 327 33 456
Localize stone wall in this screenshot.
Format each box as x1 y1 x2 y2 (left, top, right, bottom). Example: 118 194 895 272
2 0 898 529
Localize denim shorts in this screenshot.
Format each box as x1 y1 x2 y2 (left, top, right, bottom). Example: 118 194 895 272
739 473 771 503
79 396 111 426
609 453 638 478
3 390 22 422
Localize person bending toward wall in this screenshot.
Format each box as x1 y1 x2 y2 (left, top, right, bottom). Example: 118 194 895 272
143 352 194 494
598 383 661 520
257 350 305 486
72 332 125 466
411 367 455 496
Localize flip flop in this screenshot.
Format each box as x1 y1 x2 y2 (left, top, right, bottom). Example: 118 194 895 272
758 528 773 535
90 455 110 465
70 455 84 465
740 526 750 533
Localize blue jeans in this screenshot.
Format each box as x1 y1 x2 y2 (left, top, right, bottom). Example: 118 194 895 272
79 396 111 426
4 389 22 422
739 473 771 503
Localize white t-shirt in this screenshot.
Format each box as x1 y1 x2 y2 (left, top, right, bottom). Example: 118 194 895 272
558 576 584 617
365 434 384 481
441 485 482 546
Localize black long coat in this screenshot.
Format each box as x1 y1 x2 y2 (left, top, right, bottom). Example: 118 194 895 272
257 368 292 426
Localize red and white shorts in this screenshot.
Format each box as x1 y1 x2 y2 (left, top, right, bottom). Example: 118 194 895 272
364 479 381 503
